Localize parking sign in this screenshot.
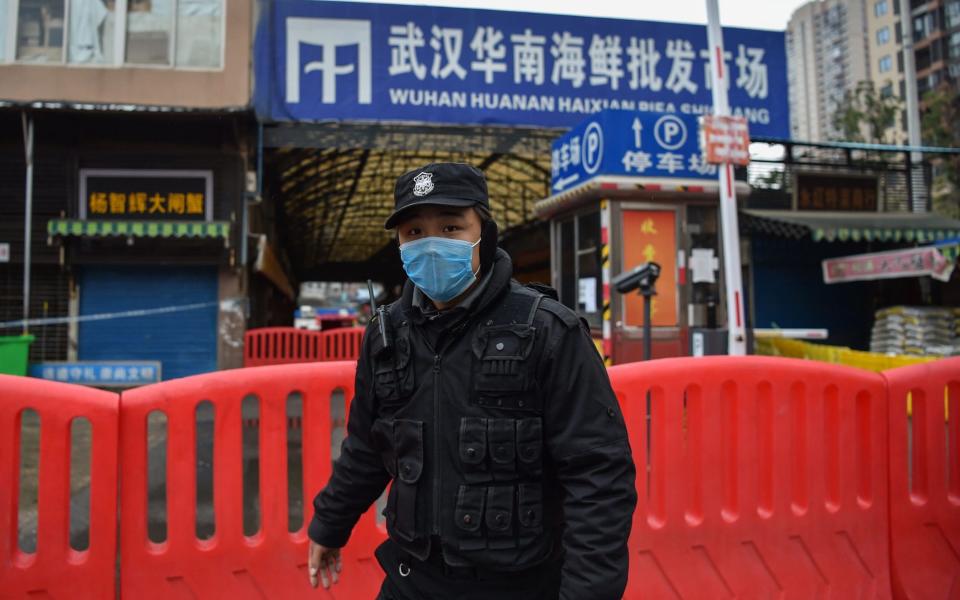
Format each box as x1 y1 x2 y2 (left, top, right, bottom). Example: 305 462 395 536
551 109 718 193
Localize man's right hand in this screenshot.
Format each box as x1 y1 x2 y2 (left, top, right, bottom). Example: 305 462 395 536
308 540 342 589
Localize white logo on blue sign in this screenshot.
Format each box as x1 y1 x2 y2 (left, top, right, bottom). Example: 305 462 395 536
653 114 687 150
286 17 373 105
582 121 603 175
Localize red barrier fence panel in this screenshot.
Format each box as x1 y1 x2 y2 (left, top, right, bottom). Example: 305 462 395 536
322 327 365 362
883 357 960 600
609 356 892 599
243 327 325 367
119 361 387 599
0 376 119 599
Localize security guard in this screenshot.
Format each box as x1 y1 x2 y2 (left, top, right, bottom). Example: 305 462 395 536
307 163 636 599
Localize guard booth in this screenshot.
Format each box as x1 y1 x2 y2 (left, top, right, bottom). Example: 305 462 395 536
537 110 751 365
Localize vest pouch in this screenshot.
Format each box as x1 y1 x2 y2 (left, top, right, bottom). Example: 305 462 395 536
373 335 414 410
487 418 516 481
516 417 543 478
485 485 516 550
458 417 491 484
517 483 543 546
391 419 423 542
370 418 397 478
471 325 536 394
454 484 486 551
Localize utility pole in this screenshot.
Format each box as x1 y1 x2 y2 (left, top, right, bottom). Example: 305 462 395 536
898 0 926 211
22 112 34 336
705 0 748 355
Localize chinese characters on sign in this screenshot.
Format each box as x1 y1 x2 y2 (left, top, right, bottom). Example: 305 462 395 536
796 174 878 212
29 361 163 387
699 115 750 165
622 210 678 327
552 110 717 191
80 170 213 221
257 2 789 134
823 247 955 284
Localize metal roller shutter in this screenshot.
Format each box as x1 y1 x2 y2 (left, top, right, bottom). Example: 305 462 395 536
78 266 218 380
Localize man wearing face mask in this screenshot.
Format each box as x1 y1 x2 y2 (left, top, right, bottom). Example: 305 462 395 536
306 163 636 600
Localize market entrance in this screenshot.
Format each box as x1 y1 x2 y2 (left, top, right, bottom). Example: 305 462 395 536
251 122 555 327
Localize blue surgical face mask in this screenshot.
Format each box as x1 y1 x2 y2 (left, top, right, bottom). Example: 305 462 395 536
399 236 481 303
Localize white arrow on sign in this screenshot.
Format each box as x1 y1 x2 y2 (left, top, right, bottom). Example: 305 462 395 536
632 118 643 148
553 173 580 192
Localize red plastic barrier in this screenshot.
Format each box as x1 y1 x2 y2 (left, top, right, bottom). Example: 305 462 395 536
884 357 960 600
323 327 365 362
118 361 386 599
609 356 892 599
0 376 119 599
243 327 324 367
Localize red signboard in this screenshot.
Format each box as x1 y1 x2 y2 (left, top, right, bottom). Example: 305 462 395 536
822 246 955 284
699 115 750 165
622 210 677 327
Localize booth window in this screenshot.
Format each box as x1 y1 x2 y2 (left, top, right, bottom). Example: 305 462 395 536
556 209 602 328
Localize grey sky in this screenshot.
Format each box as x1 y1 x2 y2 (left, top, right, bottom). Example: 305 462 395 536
345 0 806 31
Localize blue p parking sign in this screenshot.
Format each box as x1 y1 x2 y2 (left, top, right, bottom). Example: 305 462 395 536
551 109 717 192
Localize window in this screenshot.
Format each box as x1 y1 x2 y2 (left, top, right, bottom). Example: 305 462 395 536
125 0 175 65
875 0 888 17
947 0 960 29
15 0 65 62
175 0 222 68
4 0 223 68
880 82 894 98
951 32 960 59
876 26 890 45
555 210 603 327
0 0 7 61
69 0 115 65
879 54 893 72
913 13 936 41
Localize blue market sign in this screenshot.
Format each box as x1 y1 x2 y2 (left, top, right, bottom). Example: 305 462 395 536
254 1 789 136
551 110 716 192
30 361 162 387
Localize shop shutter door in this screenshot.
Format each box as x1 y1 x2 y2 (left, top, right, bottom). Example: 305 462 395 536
79 266 218 380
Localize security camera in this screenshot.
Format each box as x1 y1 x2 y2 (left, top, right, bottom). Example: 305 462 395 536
612 262 661 294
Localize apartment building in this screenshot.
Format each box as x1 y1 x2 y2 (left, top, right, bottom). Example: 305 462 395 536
866 0 909 144
787 0 871 142
907 0 960 97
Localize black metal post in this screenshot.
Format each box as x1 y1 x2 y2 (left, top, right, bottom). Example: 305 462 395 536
642 288 655 361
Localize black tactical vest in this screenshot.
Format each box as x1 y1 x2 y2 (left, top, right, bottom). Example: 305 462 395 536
367 283 558 570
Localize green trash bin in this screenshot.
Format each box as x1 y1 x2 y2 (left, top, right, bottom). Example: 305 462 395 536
0 335 35 376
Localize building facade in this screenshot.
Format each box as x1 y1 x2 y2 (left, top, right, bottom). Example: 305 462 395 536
866 0 909 144
789 0 960 145
0 0 257 380
908 0 960 97
787 0 872 142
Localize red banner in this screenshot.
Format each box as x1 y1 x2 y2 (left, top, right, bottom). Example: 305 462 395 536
822 246 955 283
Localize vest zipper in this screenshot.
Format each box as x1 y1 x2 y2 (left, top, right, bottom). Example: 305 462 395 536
432 353 442 536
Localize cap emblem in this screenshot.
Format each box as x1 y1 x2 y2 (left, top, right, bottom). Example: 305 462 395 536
412 172 434 197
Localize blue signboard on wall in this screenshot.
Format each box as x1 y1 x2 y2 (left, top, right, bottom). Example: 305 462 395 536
254 1 789 136
551 110 717 192
30 361 162 387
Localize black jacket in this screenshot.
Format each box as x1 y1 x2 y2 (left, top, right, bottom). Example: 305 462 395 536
309 250 637 600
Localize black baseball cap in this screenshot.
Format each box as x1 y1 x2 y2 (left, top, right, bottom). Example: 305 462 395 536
384 162 489 229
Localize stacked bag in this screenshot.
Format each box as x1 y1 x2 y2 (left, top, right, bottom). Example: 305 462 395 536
870 306 960 357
